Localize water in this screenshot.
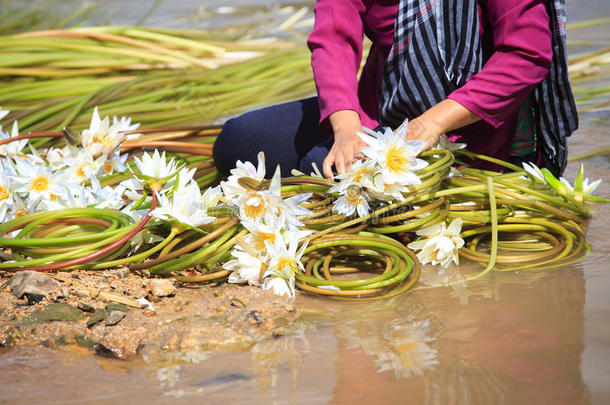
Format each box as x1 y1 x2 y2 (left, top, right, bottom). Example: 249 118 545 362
1 1 609 404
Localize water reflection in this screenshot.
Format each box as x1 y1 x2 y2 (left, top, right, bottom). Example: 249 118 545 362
326 267 591 404
339 317 439 379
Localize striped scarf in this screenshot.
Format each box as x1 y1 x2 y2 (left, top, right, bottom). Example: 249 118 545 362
379 0 578 176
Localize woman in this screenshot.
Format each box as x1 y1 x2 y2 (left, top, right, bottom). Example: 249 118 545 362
213 0 577 179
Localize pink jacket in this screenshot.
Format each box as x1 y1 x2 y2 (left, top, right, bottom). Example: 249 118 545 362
307 0 553 162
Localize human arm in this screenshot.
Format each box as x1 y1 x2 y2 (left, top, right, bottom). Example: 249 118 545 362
322 110 368 179
406 0 552 147
307 0 369 178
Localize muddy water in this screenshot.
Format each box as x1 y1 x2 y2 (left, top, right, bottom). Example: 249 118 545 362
1 1 610 404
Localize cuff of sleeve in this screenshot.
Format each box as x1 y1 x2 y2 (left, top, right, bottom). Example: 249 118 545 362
318 102 364 132
447 93 503 129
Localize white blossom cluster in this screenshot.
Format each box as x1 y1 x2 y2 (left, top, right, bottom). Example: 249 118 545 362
0 106 137 223
328 121 429 218
221 152 313 298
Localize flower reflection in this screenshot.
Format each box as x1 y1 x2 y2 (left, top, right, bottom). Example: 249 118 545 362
340 317 439 379
419 265 469 305
250 331 310 402
150 348 211 397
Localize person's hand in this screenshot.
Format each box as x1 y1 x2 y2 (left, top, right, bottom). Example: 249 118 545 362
403 117 443 150
323 110 366 179
404 99 481 149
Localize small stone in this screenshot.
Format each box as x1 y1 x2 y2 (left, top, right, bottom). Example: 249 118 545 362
24 293 45 306
245 310 262 326
78 302 95 313
271 326 291 338
9 271 61 299
137 297 154 311
230 297 246 308
74 334 97 350
105 303 130 313
57 287 70 299
74 290 90 298
23 303 84 325
97 327 146 359
148 279 176 297
87 309 106 328
105 311 126 326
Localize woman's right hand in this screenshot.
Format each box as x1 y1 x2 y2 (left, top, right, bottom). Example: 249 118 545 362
323 110 366 179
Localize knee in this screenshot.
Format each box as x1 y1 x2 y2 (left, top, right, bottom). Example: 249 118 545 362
213 116 247 177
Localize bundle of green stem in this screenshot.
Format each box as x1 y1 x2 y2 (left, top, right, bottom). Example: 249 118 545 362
0 121 603 300
0 27 315 132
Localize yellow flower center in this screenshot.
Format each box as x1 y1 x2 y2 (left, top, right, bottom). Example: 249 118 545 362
76 165 87 178
243 193 265 219
346 190 362 206
0 186 8 201
31 176 50 192
91 133 114 149
103 161 114 174
386 146 409 173
277 257 296 273
353 168 369 183
252 231 275 250
14 208 28 217
396 341 417 354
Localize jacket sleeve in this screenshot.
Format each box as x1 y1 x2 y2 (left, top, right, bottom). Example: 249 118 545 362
307 0 367 129
448 0 553 128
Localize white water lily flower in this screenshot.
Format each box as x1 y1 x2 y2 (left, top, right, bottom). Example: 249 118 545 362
81 107 138 158
559 163 607 203
333 186 371 218
262 232 308 298
153 183 216 230
358 125 428 186
7 194 39 220
329 159 376 195
0 174 14 222
201 184 222 208
369 173 406 202
240 219 279 251
46 146 71 170
275 192 312 230
40 184 96 210
0 107 9 121
89 176 126 210
131 149 180 190
262 276 295 299
100 150 128 176
236 166 282 223
522 162 544 182
12 158 66 202
113 115 141 140
225 238 268 286
62 149 104 184
408 218 464 267
221 151 266 203
524 162 608 203
0 121 27 156
0 173 14 205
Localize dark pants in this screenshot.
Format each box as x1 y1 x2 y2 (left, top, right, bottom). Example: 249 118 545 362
213 96 537 177
213 97 332 178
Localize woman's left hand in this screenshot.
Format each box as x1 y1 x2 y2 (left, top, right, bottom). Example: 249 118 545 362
404 99 481 149
404 117 444 150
